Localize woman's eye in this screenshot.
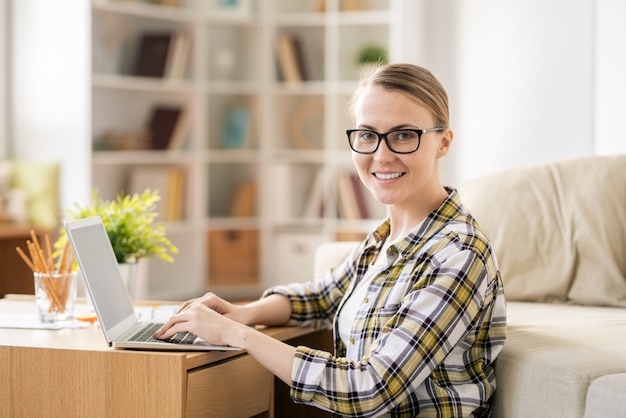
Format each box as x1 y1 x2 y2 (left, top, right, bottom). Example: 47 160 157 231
395 131 417 141
359 131 377 141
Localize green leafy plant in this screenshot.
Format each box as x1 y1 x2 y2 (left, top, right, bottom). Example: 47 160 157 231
356 45 388 65
56 189 178 263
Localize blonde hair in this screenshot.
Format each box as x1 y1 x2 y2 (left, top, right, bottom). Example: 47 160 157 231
349 63 450 129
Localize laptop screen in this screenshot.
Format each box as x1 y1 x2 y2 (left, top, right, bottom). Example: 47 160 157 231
65 216 135 333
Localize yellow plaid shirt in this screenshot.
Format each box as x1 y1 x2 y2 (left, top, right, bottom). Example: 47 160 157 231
264 189 507 417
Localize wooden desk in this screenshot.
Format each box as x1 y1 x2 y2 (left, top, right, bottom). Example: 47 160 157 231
0 296 332 417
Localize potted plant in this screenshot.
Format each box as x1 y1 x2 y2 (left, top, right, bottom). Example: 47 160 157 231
356 44 389 73
56 189 178 297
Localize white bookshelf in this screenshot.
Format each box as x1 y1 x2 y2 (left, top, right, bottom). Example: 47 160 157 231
90 0 406 300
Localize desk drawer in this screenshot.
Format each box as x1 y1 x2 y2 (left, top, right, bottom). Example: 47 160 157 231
186 354 273 417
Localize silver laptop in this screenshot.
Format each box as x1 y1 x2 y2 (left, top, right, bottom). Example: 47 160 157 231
65 216 240 352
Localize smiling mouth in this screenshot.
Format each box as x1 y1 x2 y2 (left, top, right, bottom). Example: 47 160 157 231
373 172 405 180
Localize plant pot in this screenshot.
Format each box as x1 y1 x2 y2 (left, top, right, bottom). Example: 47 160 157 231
118 262 139 299
118 259 149 300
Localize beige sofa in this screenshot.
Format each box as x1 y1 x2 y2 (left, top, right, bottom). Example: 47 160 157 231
314 154 626 417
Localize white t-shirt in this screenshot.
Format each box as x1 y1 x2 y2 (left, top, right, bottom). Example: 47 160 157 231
337 247 398 361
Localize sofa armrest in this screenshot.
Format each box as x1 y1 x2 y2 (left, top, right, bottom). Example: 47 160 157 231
313 241 359 279
584 373 626 418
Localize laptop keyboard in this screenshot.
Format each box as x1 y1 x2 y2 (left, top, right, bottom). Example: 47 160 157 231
130 323 198 345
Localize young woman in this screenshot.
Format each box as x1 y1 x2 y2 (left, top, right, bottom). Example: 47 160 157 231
155 64 507 417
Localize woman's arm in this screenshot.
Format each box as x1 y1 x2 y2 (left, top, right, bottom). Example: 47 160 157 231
237 294 293 326
172 292 292 326
231 320 297 384
154 301 296 384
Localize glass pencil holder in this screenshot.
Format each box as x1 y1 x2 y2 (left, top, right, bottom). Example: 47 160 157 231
34 271 78 324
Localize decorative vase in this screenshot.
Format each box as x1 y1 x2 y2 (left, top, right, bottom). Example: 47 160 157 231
118 261 139 299
118 259 148 300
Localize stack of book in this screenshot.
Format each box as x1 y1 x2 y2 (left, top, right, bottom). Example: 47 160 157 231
336 171 370 219
128 167 185 222
220 105 253 149
276 33 308 83
133 31 191 80
146 105 191 151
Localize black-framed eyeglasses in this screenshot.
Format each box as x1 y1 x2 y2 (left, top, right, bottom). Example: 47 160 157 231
346 128 444 154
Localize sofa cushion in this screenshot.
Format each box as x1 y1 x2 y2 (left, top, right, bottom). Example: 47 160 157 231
313 241 359 279
493 302 626 417
462 161 577 303
462 154 626 307
565 155 626 306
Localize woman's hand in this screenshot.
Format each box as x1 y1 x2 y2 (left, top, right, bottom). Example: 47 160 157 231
154 292 297 384
175 292 250 325
154 302 245 347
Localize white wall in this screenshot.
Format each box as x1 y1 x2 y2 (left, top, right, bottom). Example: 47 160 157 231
10 0 91 209
424 0 596 186
413 0 626 188
0 0 7 157
594 0 626 155
457 0 595 182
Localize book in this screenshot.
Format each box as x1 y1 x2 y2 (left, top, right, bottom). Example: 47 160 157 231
303 169 326 218
220 106 251 149
167 107 191 150
349 173 370 219
276 34 303 83
336 171 361 219
128 167 185 222
133 33 175 78
334 172 371 219
270 165 318 220
230 180 257 217
165 168 184 221
164 32 191 80
270 164 292 220
215 0 252 16
341 0 369 11
146 106 184 150
291 36 308 81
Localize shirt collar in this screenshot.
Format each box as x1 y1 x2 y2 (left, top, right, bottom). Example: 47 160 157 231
364 187 463 259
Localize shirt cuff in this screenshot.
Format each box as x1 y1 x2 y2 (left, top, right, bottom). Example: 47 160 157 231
290 345 333 403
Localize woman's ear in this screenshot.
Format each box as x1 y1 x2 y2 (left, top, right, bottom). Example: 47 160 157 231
437 129 454 158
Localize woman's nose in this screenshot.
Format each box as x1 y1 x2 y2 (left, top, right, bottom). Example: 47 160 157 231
373 138 396 161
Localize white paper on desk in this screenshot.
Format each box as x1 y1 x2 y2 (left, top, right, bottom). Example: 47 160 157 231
0 314 90 330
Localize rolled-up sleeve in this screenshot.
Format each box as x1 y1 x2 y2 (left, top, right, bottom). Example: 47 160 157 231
262 243 359 329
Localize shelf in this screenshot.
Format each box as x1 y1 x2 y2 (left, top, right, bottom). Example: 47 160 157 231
269 149 327 163
92 150 196 165
273 13 327 26
203 149 260 163
90 0 401 298
92 0 204 22
93 73 196 93
335 10 393 24
273 82 327 95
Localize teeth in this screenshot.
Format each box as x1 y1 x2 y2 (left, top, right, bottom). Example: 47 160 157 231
375 172 403 180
